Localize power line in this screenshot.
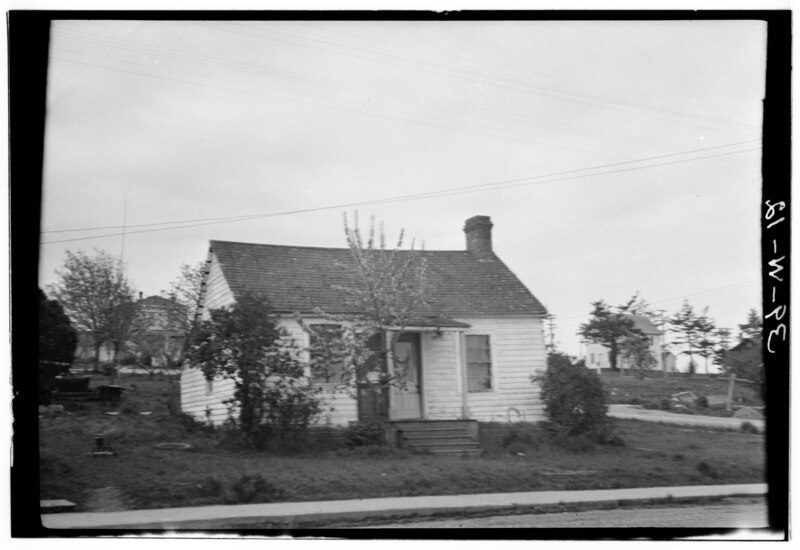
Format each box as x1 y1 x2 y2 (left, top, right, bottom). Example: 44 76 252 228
42 139 760 236
41 145 760 244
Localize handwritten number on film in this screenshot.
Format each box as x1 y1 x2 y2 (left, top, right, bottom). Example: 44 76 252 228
765 200 786 353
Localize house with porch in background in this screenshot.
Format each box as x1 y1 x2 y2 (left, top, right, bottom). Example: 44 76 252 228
180 216 549 445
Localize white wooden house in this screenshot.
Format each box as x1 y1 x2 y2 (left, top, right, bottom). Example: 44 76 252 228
585 314 665 373
181 216 549 428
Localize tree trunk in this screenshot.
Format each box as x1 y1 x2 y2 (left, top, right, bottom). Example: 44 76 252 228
609 344 619 371
93 342 102 373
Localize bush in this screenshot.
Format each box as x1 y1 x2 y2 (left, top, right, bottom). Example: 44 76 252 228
344 420 384 448
642 399 661 410
533 353 609 438
740 421 760 434
228 474 287 503
501 423 542 451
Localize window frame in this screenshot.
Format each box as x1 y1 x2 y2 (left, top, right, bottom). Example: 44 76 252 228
308 323 347 385
465 334 493 393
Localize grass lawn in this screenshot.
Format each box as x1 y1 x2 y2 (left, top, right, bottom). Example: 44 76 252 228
39 373 766 513
599 370 764 408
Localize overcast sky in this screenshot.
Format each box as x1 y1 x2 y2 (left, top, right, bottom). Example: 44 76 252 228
38 18 765 363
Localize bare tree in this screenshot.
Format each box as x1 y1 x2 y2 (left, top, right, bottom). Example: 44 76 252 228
300 212 433 393
668 300 702 374
48 249 136 373
162 261 206 324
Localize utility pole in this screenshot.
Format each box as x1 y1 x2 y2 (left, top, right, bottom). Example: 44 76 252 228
656 308 668 378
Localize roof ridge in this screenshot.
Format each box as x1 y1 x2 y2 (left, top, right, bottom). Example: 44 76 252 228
210 239 475 254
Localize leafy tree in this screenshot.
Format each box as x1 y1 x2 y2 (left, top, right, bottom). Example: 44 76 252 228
713 327 733 368
694 307 717 374
300 213 433 392
38 288 77 363
668 300 702 373
533 352 609 438
718 309 764 387
579 300 642 371
48 249 136 372
188 294 322 446
720 339 763 386
738 308 762 342
618 292 657 317
619 333 658 380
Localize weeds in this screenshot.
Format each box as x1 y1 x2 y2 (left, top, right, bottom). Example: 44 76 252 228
696 461 720 479
229 474 288 504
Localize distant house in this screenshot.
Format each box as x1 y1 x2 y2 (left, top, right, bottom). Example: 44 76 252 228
74 295 188 367
74 331 114 364
128 295 188 366
661 350 678 373
585 314 665 373
181 215 549 426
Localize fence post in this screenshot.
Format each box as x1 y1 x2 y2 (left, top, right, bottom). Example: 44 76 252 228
726 376 736 411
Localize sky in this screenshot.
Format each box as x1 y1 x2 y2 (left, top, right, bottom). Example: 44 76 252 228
37 17 766 366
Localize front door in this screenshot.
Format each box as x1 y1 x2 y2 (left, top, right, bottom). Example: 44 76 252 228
392 333 422 419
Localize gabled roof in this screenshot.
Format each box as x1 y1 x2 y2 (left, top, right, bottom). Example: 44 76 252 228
138 295 187 310
208 240 547 317
623 314 661 334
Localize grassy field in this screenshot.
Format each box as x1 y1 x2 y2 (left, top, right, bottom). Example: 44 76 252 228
39 373 766 512
599 370 764 408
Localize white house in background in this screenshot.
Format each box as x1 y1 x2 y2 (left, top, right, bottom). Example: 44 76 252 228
181 215 549 426
584 314 667 373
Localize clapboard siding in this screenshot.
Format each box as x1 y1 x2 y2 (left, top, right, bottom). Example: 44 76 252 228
183 266 546 427
458 316 546 423
180 366 236 425
202 252 235 316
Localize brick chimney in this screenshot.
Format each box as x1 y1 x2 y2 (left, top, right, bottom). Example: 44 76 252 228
464 215 494 259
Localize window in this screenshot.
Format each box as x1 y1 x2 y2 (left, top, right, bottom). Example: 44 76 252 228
205 379 213 396
590 353 595 365
309 324 346 384
466 335 492 391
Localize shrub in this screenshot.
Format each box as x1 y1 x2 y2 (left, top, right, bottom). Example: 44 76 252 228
642 399 661 410
502 423 542 451
659 398 673 411
533 353 609 438
740 421 760 434
228 474 287 503
344 420 384 448
696 396 709 409
696 461 719 479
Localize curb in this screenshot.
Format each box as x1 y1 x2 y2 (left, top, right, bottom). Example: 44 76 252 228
41 484 767 530
607 405 765 431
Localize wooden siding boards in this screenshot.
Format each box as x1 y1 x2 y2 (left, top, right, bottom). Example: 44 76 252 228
182 241 548 427
202 252 235 317
458 316 546 423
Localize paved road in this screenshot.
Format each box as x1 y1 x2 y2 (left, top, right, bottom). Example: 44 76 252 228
365 500 768 529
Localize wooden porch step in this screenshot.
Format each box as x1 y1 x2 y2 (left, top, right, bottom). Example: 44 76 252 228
407 442 482 452
402 434 475 442
429 448 483 455
387 419 481 454
398 428 471 438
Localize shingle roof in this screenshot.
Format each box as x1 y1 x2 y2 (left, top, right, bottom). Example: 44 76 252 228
623 314 661 334
209 240 547 317
138 295 187 310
